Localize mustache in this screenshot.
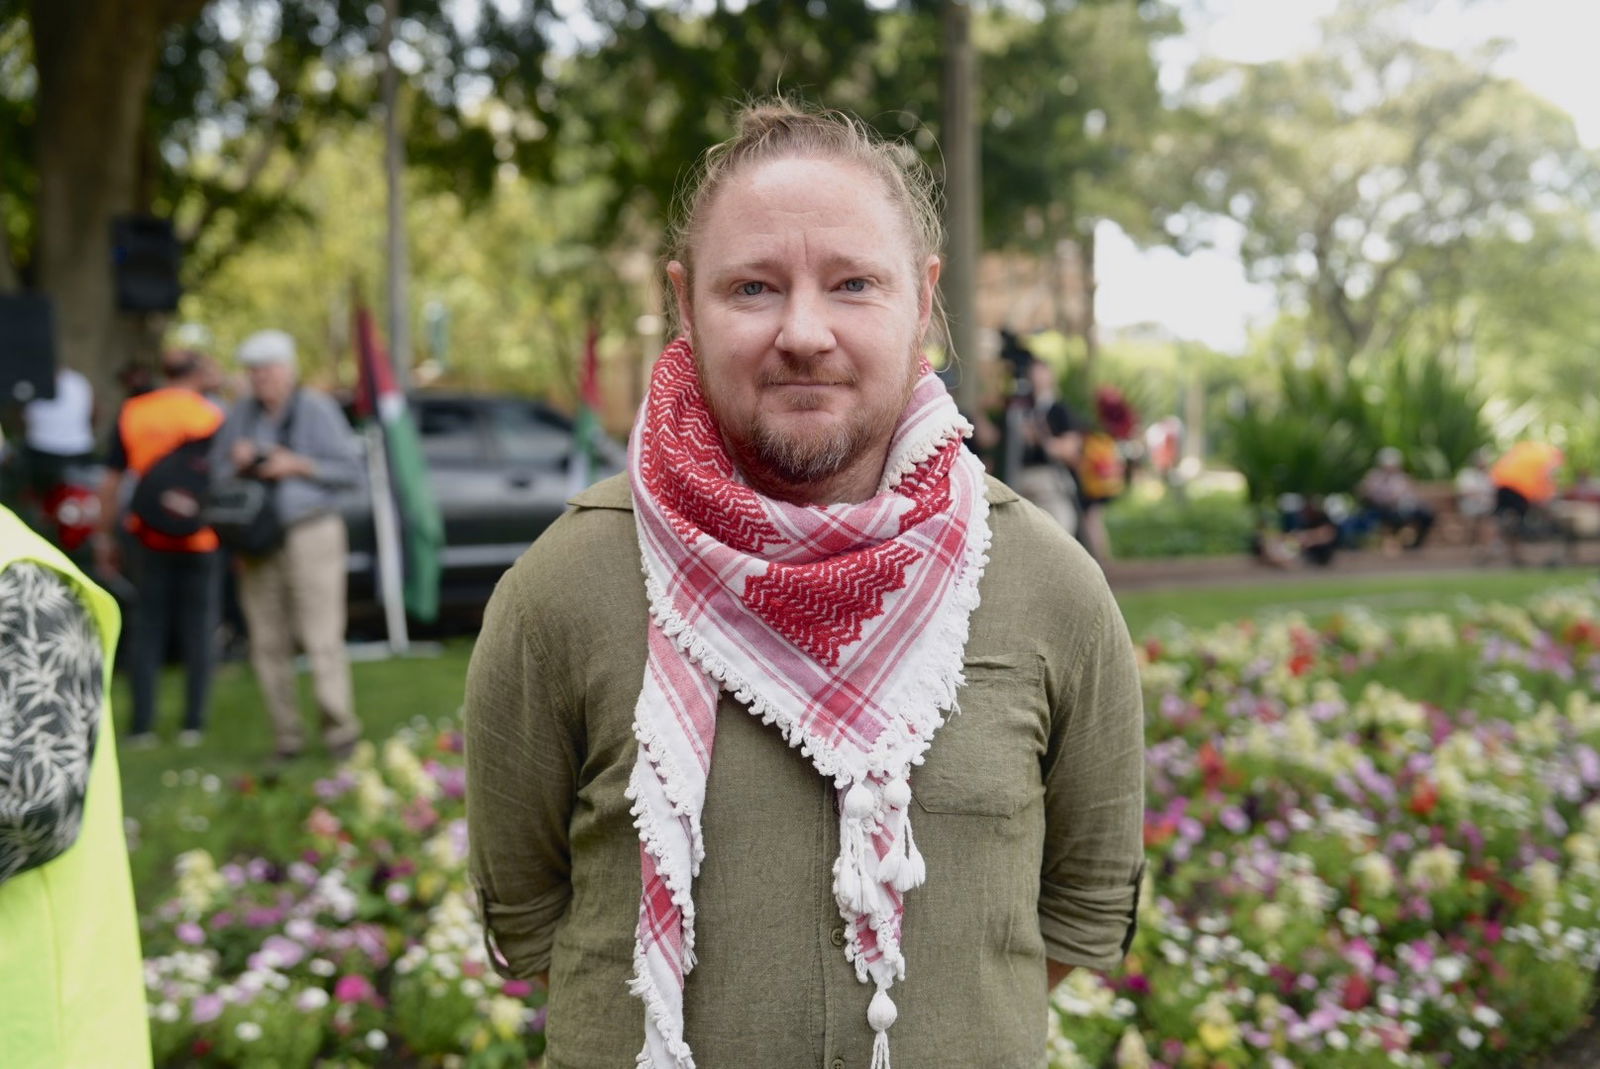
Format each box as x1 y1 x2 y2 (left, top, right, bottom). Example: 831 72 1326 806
758 368 859 388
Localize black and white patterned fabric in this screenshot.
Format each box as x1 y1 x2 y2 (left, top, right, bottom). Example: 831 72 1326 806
0 561 104 885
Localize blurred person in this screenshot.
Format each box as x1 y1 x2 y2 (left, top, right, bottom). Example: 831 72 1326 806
19 365 97 497
1074 385 1134 563
93 350 225 747
465 102 1145 1069
1491 440 1565 566
209 330 364 765
0 505 149 1067
1358 447 1434 553
1013 353 1085 535
1454 448 1498 556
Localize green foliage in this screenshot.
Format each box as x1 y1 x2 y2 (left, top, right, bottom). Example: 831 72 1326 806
1362 343 1491 480
1105 488 1256 559
1219 346 1489 502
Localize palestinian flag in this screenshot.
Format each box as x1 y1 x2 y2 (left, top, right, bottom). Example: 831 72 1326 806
354 305 443 623
569 322 604 495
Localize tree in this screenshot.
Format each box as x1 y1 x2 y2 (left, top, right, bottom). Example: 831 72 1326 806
2 0 563 409
1172 0 1599 363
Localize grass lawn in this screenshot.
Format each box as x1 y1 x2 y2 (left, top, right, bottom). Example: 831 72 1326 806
1115 565 1597 637
119 565 1595 912
115 641 475 908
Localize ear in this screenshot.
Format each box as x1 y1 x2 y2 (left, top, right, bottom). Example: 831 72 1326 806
667 260 694 337
918 254 941 335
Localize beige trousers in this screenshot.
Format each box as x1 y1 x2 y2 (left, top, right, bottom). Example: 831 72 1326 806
237 512 360 755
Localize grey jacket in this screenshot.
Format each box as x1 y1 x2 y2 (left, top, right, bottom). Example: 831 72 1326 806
209 388 363 528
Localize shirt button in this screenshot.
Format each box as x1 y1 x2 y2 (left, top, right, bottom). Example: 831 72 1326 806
830 927 845 947
831 1060 845 1069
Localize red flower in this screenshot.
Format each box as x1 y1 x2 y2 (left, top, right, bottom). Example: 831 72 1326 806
1341 973 1372 1011
1408 779 1439 817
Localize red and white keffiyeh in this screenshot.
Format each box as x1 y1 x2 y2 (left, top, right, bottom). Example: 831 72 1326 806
625 338 991 1068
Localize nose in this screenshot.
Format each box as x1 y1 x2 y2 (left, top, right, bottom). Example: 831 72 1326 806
775 287 836 358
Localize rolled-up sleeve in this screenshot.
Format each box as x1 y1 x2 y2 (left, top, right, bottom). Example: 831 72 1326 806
464 573 580 978
1039 589 1146 971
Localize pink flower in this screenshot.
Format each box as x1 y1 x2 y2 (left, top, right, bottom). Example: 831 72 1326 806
306 807 342 839
334 974 376 1005
501 979 533 998
190 993 224 1024
176 921 205 946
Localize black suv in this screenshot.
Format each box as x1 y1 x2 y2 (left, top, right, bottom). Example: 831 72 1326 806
342 392 625 615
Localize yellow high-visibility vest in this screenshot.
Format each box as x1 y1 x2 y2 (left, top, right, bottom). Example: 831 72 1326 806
0 506 151 1068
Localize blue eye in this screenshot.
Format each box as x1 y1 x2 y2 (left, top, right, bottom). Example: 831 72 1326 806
738 281 766 296
842 278 868 293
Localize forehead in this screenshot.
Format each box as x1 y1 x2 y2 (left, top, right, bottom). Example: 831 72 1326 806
692 156 914 272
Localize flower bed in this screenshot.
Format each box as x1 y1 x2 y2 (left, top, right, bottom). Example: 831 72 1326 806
141 731 544 1067
139 586 1600 1066
1051 586 1600 1068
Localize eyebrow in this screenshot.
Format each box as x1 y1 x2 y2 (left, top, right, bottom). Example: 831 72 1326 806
711 252 899 282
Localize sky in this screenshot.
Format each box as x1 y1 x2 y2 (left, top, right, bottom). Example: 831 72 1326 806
1093 0 1600 352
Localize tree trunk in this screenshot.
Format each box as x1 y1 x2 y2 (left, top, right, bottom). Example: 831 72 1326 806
1078 222 1099 387
29 0 200 425
941 0 981 417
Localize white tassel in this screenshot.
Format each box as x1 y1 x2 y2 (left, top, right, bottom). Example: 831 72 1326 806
892 817 926 892
868 984 897 1069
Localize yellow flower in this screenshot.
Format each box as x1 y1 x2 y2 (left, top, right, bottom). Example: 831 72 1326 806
1194 994 1239 1054
1115 1027 1152 1069
1407 844 1463 890
488 996 528 1041
1355 853 1396 899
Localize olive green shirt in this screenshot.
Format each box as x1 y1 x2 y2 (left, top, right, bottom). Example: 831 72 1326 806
465 473 1145 1069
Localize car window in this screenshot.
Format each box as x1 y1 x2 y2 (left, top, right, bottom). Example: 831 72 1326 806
416 401 487 463
490 401 570 466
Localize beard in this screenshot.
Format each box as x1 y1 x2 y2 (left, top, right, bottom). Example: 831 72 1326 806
694 335 921 491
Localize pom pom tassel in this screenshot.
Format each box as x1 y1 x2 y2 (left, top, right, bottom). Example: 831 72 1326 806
868 984 897 1069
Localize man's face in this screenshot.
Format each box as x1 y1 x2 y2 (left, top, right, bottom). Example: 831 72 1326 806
668 156 939 496
247 362 294 408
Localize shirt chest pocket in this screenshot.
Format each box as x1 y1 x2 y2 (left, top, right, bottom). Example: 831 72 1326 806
911 653 1049 818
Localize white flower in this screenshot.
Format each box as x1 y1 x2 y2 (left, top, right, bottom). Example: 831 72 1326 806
366 1029 389 1051
153 1002 180 1023
295 987 330 1012
235 1021 263 1042
1458 1026 1483 1050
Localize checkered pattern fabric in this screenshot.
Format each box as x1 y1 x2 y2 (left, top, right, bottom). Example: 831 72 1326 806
626 339 991 1068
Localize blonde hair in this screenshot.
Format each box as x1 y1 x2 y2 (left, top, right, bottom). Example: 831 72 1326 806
667 99 944 307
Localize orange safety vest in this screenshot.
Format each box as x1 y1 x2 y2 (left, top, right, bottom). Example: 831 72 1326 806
1491 442 1563 505
116 387 224 551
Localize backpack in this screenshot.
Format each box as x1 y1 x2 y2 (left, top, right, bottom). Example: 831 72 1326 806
1077 432 1127 500
128 437 215 538
204 391 300 557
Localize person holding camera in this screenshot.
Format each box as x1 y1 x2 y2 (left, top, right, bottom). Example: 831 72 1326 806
209 330 364 765
1012 353 1086 537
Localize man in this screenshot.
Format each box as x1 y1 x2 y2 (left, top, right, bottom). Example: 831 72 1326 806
0 505 149 1067
1012 353 1085 536
93 349 225 747
209 330 364 763
1359 446 1434 552
465 103 1145 1069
